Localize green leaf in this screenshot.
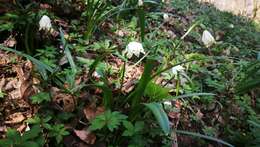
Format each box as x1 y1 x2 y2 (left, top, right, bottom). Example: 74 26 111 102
6 129 20 141
22 125 42 141
90 110 127 132
26 116 41 124
96 78 113 109
122 121 135 136
30 92 51 104
20 141 39 147
137 7 145 41
129 59 154 109
144 103 170 135
48 124 69 143
0 90 5 98
144 81 170 101
134 121 144 132
0 139 13 147
176 130 234 147
163 93 215 101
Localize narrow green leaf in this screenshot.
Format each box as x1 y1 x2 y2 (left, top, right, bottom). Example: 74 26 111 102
176 130 234 147
144 103 170 135
137 7 145 41
163 93 215 101
130 59 154 108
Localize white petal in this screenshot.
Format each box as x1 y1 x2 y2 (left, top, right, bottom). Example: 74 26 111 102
171 65 185 75
202 30 215 47
124 41 145 59
39 15 52 31
163 13 169 21
138 0 143 6
163 101 172 106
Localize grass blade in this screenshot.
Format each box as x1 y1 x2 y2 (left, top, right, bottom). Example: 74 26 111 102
176 130 234 147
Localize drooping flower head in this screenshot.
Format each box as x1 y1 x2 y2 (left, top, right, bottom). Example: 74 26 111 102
163 13 169 22
171 65 185 76
39 15 52 31
138 0 143 6
202 30 215 48
123 41 145 59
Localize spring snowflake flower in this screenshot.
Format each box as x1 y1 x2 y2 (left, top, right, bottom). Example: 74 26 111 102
138 0 143 6
163 101 172 106
202 30 215 47
163 13 169 21
123 41 145 59
39 15 52 31
171 65 185 76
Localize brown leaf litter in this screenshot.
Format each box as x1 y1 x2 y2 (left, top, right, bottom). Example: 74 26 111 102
0 51 38 137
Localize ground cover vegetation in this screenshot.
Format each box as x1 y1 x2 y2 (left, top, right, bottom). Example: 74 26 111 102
0 0 259 146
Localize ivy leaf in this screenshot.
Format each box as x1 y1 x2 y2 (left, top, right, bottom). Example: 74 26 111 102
30 92 51 104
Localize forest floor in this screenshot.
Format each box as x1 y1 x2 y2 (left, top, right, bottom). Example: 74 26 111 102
0 0 260 147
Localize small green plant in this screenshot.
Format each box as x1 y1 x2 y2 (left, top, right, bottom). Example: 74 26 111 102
26 115 70 145
122 121 144 137
30 92 51 104
0 125 44 147
83 0 112 40
0 1 43 54
48 124 70 144
35 46 58 68
89 110 128 132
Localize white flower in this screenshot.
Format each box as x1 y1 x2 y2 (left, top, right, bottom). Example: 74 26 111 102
229 24 234 28
171 65 185 75
163 101 172 106
202 30 215 47
163 13 169 21
138 0 143 6
39 15 52 31
123 41 145 59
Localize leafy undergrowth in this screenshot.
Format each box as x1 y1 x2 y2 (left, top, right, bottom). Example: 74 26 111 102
0 0 260 147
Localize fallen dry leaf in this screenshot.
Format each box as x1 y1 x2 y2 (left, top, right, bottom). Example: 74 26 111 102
5 112 25 124
52 87 77 112
0 126 7 132
3 36 16 48
74 129 96 145
84 104 105 121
